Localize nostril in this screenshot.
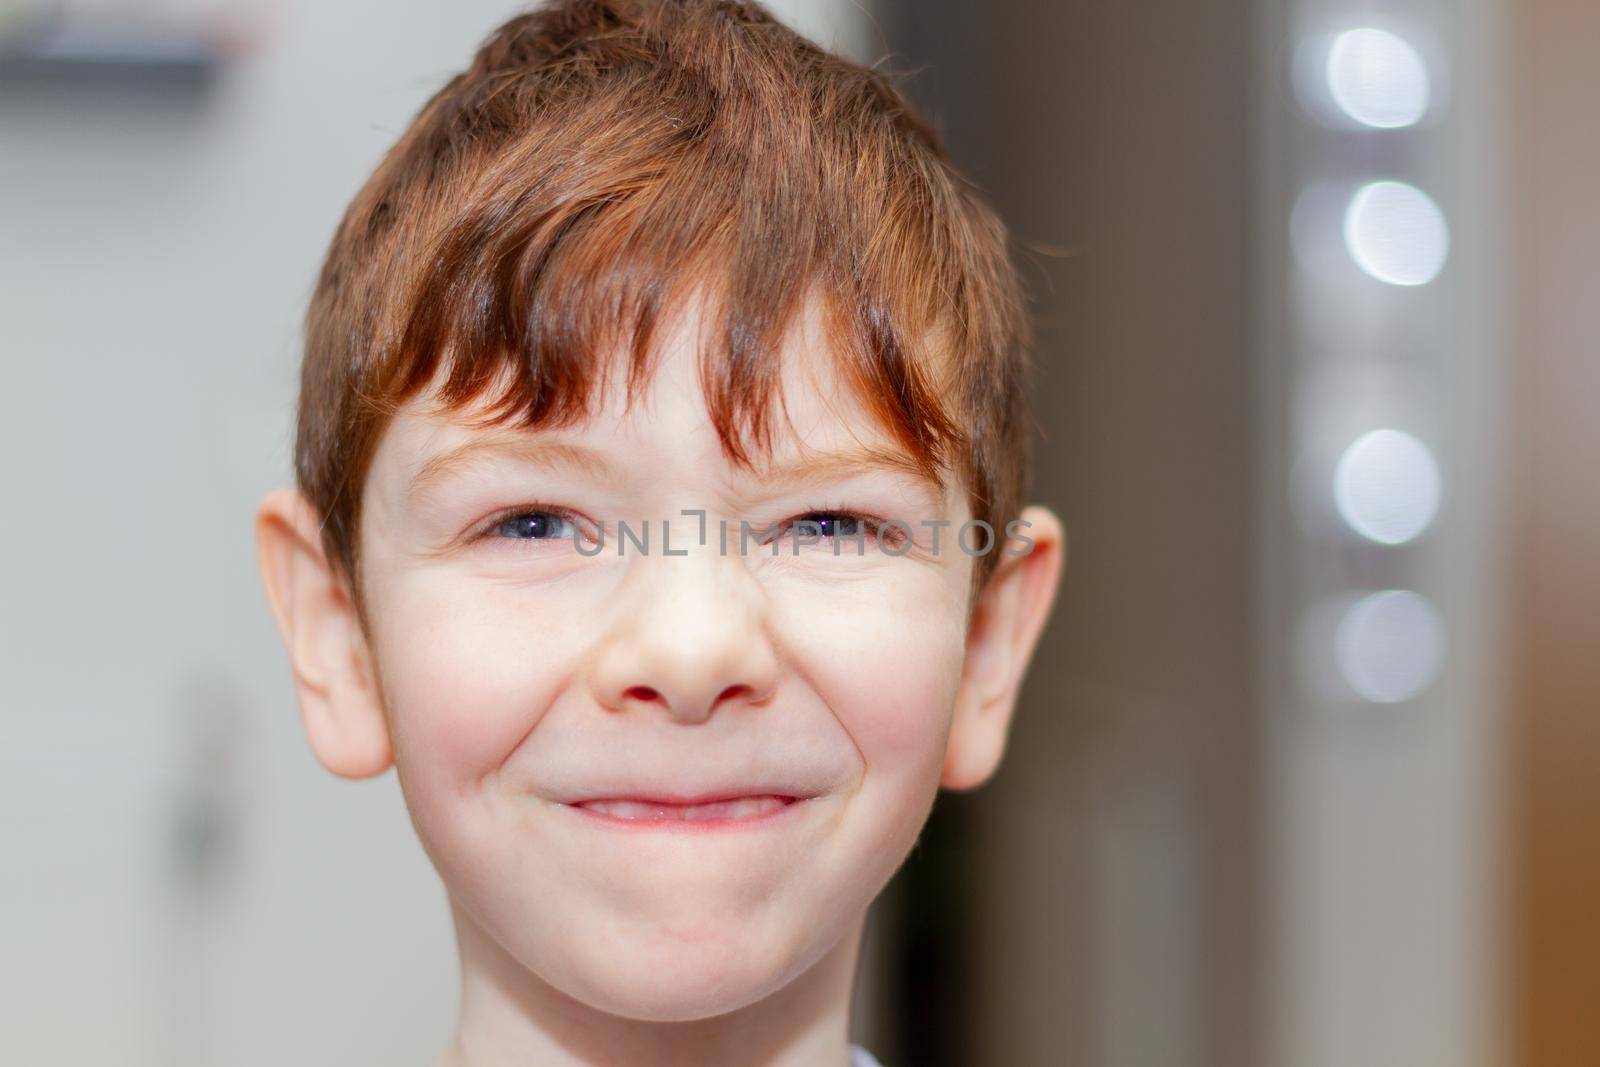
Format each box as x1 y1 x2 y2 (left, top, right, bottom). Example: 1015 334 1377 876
715 683 754 708
616 682 763 718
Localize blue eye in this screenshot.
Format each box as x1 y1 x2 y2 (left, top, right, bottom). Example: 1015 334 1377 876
793 511 864 538
776 510 904 550
493 510 577 541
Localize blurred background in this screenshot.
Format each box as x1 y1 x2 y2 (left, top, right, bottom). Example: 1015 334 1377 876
1 0 1594 1064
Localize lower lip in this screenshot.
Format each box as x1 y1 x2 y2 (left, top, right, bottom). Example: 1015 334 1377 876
564 794 803 832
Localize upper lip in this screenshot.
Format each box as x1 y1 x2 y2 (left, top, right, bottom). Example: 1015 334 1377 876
565 789 808 806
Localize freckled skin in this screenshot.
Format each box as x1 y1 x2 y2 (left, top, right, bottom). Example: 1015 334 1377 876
259 290 1064 1067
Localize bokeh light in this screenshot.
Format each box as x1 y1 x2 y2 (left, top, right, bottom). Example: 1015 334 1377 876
1344 180 1450 286
1333 428 1442 545
1326 28 1430 128
1335 589 1446 703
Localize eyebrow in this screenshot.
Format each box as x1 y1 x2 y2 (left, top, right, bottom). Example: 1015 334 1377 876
407 434 621 506
406 434 946 507
752 444 946 499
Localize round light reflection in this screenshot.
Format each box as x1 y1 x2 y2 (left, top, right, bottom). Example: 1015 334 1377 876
1326 28 1430 128
1335 589 1445 703
1344 180 1450 286
1333 428 1441 545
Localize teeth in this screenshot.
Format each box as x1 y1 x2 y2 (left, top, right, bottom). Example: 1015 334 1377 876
683 796 785 821
579 795 790 821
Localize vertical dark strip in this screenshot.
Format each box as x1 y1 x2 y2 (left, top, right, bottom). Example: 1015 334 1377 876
876 1 1259 1065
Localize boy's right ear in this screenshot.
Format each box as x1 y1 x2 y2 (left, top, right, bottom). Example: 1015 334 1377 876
254 487 393 779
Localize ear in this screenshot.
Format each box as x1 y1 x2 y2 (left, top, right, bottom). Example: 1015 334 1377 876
255 487 393 779
942 505 1066 791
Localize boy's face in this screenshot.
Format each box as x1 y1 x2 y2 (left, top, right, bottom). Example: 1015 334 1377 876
258 291 1063 1023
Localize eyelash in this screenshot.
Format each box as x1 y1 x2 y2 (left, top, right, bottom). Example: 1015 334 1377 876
766 510 900 548
473 502 593 546
469 505 904 550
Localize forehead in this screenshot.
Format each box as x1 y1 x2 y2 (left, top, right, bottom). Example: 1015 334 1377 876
375 289 948 489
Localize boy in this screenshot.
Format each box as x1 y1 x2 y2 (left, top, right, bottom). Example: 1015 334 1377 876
254 1 1063 1064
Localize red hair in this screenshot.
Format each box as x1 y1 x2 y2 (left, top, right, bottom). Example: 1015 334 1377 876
296 0 1035 598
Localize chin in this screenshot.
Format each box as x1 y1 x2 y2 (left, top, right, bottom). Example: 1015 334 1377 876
550 916 813 1022
580 975 776 1022
564 952 794 1022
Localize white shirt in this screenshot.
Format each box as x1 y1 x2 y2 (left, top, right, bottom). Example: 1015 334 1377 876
849 1045 884 1067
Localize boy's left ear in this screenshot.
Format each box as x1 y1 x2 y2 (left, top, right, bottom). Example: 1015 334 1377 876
943 504 1066 791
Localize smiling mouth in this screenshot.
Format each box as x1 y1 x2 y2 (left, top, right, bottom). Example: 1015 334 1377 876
568 794 799 825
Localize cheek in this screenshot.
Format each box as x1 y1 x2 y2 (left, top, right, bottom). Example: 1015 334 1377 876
368 573 590 803
776 571 968 783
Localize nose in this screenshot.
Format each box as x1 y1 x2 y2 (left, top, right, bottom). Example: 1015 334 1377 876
587 551 779 724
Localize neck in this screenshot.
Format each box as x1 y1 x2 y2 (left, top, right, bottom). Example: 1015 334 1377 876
435 901 865 1067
